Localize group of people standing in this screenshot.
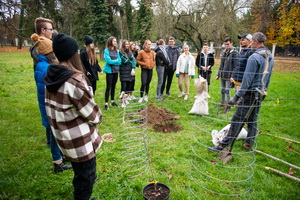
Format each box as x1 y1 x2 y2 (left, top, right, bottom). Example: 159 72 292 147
29 16 274 200
101 36 188 109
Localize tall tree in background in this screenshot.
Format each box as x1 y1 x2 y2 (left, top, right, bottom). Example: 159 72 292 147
274 0 300 46
152 0 177 41
173 0 249 53
89 0 110 56
124 0 133 40
17 0 25 49
107 0 121 38
0 0 20 46
250 0 273 34
136 0 153 45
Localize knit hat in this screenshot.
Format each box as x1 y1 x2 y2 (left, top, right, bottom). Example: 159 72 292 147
30 33 52 55
84 35 94 45
52 33 79 62
238 33 252 40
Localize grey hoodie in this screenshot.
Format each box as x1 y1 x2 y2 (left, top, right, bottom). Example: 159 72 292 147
236 47 274 98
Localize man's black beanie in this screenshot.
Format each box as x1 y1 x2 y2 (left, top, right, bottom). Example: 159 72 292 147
53 33 78 62
84 35 94 45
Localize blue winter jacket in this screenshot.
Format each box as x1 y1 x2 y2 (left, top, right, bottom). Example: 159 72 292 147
34 54 51 128
103 48 122 74
233 48 254 82
236 47 274 98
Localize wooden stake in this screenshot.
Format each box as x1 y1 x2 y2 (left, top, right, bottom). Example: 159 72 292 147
254 149 300 170
262 132 300 144
265 167 300 182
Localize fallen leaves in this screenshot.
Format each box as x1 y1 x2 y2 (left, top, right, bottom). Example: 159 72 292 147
167 173 174 180
288 168 297 175
210 159 218 165
102 133 116 142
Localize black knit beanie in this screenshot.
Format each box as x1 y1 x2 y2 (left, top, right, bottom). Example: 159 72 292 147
53 33 78 62
84 35 94 45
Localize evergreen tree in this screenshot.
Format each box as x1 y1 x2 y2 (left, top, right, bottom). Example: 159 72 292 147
88 0 110 50
136 0 153 45
125 0 133 40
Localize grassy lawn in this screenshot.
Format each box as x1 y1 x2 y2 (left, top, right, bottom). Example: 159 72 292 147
0 51 299 199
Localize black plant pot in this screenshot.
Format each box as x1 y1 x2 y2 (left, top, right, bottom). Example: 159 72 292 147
142 182 170 200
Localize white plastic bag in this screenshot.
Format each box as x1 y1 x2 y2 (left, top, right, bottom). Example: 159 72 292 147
131 69 135 76
189 76 210 115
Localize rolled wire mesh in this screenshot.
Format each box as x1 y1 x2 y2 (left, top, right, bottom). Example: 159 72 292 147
189 46 267 199
119 91 154 179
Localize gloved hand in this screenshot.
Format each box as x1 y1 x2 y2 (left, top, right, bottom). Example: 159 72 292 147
191 75 194 79
228 95 240 106
176 74 179 78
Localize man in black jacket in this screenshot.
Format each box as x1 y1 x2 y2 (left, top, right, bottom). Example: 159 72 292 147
195 43 215 90
161 37 180 97
216 37 238 107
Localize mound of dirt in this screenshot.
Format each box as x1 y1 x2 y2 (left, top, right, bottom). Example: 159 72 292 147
126 104 182 133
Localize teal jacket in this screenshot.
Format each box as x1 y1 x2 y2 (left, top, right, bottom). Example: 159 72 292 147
103 48 122 74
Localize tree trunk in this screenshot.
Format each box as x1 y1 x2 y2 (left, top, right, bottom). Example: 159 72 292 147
283 45 289 57
17 1 25 49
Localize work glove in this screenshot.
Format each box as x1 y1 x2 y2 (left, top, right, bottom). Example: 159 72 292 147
228 95 240 106
176 74 179 78
191 75 194 79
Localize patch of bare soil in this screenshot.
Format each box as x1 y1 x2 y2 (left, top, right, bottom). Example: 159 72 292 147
0 46 30 52
126 104 182 133
143 183 170 200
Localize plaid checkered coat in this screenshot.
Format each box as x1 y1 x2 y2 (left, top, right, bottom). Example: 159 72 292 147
45 66 102 162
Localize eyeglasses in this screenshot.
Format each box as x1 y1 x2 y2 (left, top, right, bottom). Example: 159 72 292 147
43 28 53 31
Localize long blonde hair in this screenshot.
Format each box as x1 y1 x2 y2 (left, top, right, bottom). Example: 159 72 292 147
86 44 97 65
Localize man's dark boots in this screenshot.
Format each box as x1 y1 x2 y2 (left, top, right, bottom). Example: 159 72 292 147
54 162 72 174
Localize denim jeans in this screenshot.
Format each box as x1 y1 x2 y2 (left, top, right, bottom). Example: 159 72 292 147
71 157 97 200
220 78 231 103
220 92 262 148
47 127 63 162
156 66 165 98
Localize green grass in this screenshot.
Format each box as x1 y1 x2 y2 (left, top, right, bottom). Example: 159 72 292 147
0 52 300 199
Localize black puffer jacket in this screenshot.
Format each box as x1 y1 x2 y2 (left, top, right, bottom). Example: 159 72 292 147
119 50 135 82
217 49 238 79
155 45 169 67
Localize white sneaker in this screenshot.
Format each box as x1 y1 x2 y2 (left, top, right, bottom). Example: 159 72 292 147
130 95 137 100
127 95 132 101
138 98 143 103
121 102 126 108
184 95 188 100
178 92 184 97
144 95 148 102
119 91 125 99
